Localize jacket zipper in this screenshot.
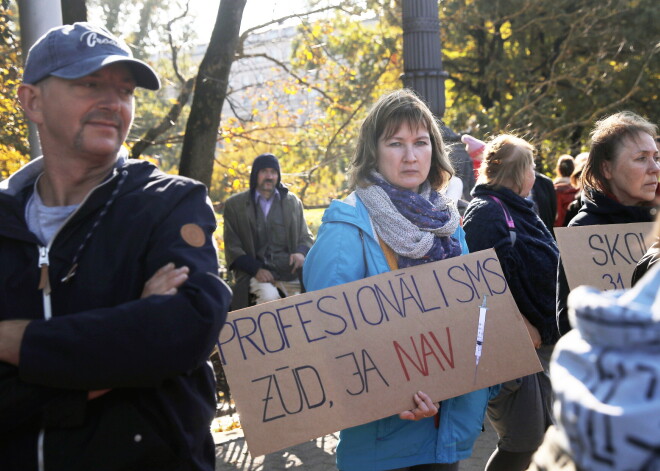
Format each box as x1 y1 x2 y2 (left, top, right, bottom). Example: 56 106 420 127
38 246 52 320
34 168 121 317
32 169 121 471
38 429 45 471
36 244 51 471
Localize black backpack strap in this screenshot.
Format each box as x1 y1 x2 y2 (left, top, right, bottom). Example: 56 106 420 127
358 228 369 274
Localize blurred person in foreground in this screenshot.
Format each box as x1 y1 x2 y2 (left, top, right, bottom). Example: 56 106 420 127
463 135 560 471
556 111 659 336
304 89 499 471
0 23 230 470
530 260 660 470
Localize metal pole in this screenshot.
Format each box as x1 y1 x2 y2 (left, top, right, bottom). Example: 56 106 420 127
401 0 447 119
401 0 476 200
16 0 62 159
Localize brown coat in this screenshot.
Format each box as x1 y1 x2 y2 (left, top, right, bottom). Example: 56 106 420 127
222 188 313 309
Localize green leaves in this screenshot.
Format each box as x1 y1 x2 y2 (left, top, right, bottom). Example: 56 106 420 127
0 3 28 163
442 0 659 165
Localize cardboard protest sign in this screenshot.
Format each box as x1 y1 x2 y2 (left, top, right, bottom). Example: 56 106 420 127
555 222 654 291
218 249 541 457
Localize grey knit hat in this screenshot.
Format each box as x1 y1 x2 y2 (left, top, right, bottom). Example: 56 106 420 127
551 265 660 470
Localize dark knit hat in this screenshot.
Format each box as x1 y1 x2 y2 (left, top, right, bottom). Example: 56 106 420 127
249 153 282 195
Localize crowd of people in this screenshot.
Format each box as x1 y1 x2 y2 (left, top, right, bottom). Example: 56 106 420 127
1 20 659 471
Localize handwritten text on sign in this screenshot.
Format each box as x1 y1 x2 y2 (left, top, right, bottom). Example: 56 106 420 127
218 249 541 457
555 222 654 290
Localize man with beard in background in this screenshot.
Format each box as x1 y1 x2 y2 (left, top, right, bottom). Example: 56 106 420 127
223 153 314 309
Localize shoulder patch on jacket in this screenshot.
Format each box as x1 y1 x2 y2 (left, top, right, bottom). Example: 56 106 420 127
181 223 206 247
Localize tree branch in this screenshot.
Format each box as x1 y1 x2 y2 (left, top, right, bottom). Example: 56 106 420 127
130 78 195 158
239 52 335 102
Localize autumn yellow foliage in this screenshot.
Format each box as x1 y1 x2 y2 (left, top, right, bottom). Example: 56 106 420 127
0 144 29 180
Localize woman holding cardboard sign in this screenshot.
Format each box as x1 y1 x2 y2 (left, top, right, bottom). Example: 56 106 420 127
462 135 560 471
304 89 499 471
556 112 659 335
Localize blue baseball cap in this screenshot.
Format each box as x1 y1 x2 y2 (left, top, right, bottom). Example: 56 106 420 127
23 22 160 90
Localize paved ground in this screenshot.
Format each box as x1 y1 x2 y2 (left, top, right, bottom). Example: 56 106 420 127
214 420 497 470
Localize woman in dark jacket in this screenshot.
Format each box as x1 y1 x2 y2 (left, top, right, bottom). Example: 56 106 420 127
556 111 659 335
463 134 559 471
632 196 660 287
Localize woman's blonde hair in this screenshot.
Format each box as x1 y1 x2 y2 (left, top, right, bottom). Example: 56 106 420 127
582 111 658 194
477 134 536 193
347 89 453 191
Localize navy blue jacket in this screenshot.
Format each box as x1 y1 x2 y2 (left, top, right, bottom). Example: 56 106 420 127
463 184 560 345
556 187 655 335
531 172 557 236
0 157 231 470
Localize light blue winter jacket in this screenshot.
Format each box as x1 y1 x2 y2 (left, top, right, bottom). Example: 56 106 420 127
303 192 499 471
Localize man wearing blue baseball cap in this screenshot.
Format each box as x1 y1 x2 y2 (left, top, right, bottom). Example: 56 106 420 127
0 23 231 470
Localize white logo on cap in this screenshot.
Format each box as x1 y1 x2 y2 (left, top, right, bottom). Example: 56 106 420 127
80 31 120 49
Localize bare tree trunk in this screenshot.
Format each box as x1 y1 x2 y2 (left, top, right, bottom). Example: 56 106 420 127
61 0 87 24
178 0 246 187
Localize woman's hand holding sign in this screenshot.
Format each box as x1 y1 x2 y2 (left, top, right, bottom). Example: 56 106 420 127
399 390 438 421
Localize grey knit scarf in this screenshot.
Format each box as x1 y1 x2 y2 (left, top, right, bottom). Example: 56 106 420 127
355 171 460 261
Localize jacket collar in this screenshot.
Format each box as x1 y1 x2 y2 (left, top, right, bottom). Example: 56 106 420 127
0 150 129 198
323 192 379 240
